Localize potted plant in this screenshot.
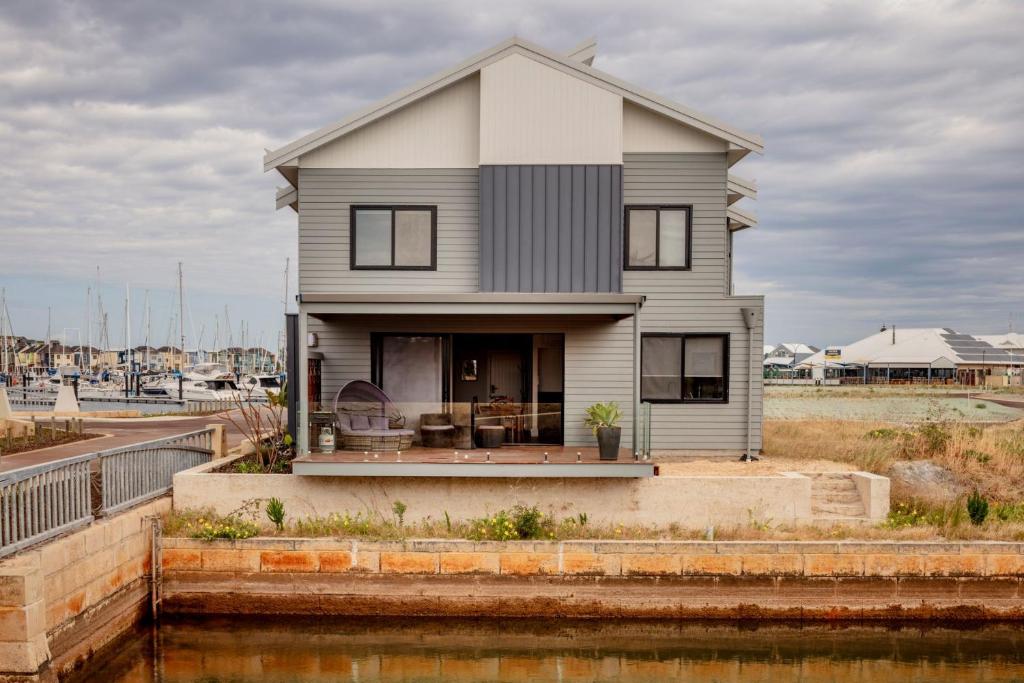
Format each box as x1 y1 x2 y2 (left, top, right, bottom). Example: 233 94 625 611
584 402 623 461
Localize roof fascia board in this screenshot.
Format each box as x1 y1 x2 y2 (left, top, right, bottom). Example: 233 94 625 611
300 292 644 305
263 36 763 171
301 302 638 317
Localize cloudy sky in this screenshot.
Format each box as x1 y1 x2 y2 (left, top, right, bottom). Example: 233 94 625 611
1 0 1021 350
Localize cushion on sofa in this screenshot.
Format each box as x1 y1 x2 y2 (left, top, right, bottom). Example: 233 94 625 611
369 416 389 430
350 414 370 431
336 413 351 430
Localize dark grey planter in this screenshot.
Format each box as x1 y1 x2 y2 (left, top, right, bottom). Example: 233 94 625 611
596 426 621 460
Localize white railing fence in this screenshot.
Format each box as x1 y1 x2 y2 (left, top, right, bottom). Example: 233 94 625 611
0 428 214 558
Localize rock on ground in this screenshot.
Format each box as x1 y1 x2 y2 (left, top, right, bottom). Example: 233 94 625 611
887 460 963 503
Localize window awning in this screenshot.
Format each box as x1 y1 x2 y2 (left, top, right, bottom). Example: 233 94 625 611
299 292 644 317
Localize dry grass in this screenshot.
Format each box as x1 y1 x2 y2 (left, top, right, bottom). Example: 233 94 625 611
763 418 1024 502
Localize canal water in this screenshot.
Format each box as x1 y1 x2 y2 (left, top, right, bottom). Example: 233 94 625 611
68 617 1024 682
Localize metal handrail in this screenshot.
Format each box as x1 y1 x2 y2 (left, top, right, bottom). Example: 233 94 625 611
0 428 214 558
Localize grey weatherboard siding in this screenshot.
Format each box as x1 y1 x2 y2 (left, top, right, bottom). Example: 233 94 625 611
623 153 763 451
479 165 623 293
296 154 763 452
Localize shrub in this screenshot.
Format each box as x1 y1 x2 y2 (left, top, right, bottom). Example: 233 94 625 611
513 505 544 539
467 505 553 541
266 498 286 531
392 500 407 526
917 421 951 454
967 490 989 526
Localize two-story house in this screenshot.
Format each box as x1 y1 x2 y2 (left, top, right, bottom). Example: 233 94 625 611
267 37 764 458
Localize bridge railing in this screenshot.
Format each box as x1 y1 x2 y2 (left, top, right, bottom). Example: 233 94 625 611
0 428 214 558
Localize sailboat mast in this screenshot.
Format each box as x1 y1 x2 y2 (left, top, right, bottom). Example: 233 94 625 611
125 283 132 374
178 262 185 372
0 288 7 375
85 286 92 372
144 290 151 371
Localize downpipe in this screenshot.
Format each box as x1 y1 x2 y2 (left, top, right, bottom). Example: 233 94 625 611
739 307 759 462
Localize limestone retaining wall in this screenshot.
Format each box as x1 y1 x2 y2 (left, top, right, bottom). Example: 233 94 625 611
174 457 821 527
0 498 167 681
162 537 1024 619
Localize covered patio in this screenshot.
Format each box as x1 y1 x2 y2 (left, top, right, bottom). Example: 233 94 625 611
290 292 646 467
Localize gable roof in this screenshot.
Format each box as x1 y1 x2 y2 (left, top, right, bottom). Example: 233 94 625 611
263 36 763 176
797 328 1019 369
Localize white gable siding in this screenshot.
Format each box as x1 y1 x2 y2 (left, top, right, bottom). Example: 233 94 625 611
623 102 727 154
299 75 480 168
479 53 622 165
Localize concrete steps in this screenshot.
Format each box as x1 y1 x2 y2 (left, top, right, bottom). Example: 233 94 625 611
809 473 866 520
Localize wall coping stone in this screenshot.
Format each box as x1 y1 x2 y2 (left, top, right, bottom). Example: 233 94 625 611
161 537 1023 555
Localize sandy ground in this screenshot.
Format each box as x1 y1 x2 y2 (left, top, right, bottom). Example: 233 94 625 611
657 457 855 476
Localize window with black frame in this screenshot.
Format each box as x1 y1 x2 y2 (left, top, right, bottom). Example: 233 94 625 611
350 205 436 270
625 206 691 270
641 333 728 403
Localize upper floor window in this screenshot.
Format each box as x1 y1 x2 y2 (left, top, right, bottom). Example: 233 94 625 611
350 205 436 270
624 205 691 270
641 333 729 403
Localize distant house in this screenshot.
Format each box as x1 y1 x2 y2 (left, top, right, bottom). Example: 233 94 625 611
763 343 819 376
796 328 1022 386
267 36 765 456
975 333 1024 354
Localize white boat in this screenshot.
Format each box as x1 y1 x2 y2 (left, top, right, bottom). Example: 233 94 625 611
149 376 241 402
184 363 234 381
238 374 282 399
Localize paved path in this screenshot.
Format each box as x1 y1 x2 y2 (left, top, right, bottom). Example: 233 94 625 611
974 393 1024 410
0 411 254 473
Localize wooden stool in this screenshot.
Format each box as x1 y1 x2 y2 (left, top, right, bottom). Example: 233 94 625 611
476 425 504 448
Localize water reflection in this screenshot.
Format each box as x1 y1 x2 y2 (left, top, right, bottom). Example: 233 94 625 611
72 617 1024 683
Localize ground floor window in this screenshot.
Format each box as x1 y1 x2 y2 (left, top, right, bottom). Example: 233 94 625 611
641 333 729 403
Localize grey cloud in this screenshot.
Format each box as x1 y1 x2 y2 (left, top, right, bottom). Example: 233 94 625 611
1 0 1022 347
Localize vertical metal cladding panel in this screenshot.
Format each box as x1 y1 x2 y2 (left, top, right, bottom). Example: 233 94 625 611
531 166 546 291
479 164 623 293
479 167 494 292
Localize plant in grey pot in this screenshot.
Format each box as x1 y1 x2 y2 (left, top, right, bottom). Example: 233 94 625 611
584 402 623 461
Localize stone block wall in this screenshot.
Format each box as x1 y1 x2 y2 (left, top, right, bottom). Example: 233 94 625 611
0 498 168 680
162 537 1024 619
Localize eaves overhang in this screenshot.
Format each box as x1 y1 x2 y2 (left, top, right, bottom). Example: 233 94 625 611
727 205 758 232
727 174 757 205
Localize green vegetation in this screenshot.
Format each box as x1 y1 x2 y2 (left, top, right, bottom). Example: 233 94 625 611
164 508 259 540
583 401 623 435
967 491 989 525
266 498 286 531
391 500 407 526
